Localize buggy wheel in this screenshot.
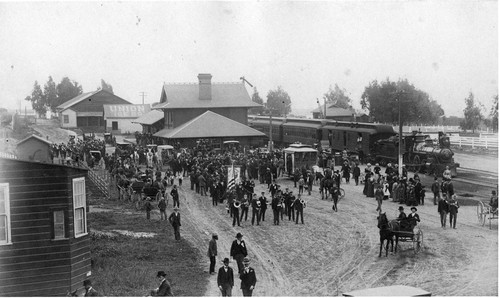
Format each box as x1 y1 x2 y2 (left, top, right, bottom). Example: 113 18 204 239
338 188 345 201
413 229 423 254
477 201 486 226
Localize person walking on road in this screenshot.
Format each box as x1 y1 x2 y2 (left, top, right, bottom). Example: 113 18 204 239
168 207 181 240
239 257 257 297
217 258 234 297
431 177 441 205
230 233 248 274
158 196 167 221
170 185 179 208
438 197 449 228
448 195 459 229
208 233 218 275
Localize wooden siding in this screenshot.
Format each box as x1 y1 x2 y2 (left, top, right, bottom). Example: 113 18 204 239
171 107 248 128
0 158 91 297
70 90 130 113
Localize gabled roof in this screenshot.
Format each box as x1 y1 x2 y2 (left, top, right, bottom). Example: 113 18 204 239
312 104 354 117
154 82 261 109
16 134 52 146
154 111 265 139
132 110 164 125
56 90 100 111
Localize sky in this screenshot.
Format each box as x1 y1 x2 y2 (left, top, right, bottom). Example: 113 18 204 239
0 1 497 117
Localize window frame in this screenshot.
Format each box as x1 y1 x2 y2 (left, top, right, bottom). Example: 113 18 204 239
63 115 69 124
0 183 11 245
72 177 87 238
51 209 69 240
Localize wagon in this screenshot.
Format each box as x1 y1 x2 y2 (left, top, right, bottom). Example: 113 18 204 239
394 226 424 254
477 201 498 229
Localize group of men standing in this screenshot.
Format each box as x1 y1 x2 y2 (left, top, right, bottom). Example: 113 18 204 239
209 232 257 297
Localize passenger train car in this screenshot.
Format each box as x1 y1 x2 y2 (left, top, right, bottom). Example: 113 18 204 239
248 116 395 159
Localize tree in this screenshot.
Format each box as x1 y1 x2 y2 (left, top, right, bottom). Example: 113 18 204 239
460 92 483 133
490 95 498 132
43 76 58 113
101 79 114 94
360 78 444 125
24 81 47 116
323 84 352 109
56 77 83 108
249 87 264 115
266 86 292 116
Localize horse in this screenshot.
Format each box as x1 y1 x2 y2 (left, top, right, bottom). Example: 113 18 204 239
377 212 394 257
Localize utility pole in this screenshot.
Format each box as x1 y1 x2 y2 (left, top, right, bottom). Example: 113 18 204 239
393 90 408 177
139 92 147 104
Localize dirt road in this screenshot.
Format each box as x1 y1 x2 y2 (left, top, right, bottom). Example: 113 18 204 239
177 177 497 296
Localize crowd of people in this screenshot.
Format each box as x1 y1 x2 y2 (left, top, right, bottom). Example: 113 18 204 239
79 138 496 296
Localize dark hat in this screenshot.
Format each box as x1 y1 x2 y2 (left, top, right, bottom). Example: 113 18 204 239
243 257 250 263
411 207 417 211
156 271 167 277
398 206 405 211
236 232 243 238
83 279 92 286
223 257 230 264
174 207 179 211
212 233 218 238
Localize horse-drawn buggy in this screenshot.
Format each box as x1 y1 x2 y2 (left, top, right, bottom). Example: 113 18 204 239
477 200 498 229
377 213 423 257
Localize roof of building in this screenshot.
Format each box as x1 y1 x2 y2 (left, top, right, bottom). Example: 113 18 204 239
132 110 164 125
56 90 100 111
153 111 266 139
154 82 261 109
103 104 151 119
312 104 354 117
16 134 52 146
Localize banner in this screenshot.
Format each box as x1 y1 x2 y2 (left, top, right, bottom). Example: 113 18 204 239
227 165 241 190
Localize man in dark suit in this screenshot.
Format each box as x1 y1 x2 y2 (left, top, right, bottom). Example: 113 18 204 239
168 208 181 240
151 271 173 296
207 233 218 274
230 233 247 274
170 185 179 208
83 279 98 297
258 192 268 221
239 257 257 297
217 258 234 297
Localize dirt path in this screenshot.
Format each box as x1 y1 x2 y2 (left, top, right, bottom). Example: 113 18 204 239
177 178 497 296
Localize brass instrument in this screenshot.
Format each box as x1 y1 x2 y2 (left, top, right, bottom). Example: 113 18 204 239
277 197 284 208
234 201 241 209
300 199 307 208
256 200 262 207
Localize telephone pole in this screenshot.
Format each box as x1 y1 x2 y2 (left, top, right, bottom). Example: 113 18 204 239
139 92 147 104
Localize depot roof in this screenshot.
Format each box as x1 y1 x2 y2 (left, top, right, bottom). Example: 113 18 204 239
154 111 266 139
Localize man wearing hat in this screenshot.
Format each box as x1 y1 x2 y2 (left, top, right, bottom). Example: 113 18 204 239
407 206 421 228
170 185 179 208
397 206 407 221
144 197 153 220
217 258 234 297
230 233 248 274
151 271 173 296
258 191 268 221
208 233 218 274
168 207 181 240
239 257 257 297
83 279 98 297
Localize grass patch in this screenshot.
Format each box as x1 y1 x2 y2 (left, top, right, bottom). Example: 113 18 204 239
88 202 208 296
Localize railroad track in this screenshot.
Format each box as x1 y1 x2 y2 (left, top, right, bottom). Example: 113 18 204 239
453 167 498 189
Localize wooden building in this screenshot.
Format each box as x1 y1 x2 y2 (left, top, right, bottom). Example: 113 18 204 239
154 110 265 148
0 157 91 296
312 104 370 122
152 73 265 147
56 90 131 133
103 104 151 134
132 108 165 134
16 134 52 163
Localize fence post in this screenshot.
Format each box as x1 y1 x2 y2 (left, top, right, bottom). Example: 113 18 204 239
471 138 474 149
485 139 488 149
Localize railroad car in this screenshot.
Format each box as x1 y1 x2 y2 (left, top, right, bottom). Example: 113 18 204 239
372 131 459 177
248 116 395 159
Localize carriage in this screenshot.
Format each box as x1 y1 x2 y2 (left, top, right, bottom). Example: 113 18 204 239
477 200 498 229
378 213 423 256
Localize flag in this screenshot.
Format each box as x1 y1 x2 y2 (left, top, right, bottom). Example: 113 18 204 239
227 164 240 190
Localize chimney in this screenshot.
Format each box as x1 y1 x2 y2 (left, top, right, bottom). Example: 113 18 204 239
198 73 212 100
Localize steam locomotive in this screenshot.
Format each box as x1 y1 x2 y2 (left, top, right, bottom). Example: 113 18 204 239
371 131 459 177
